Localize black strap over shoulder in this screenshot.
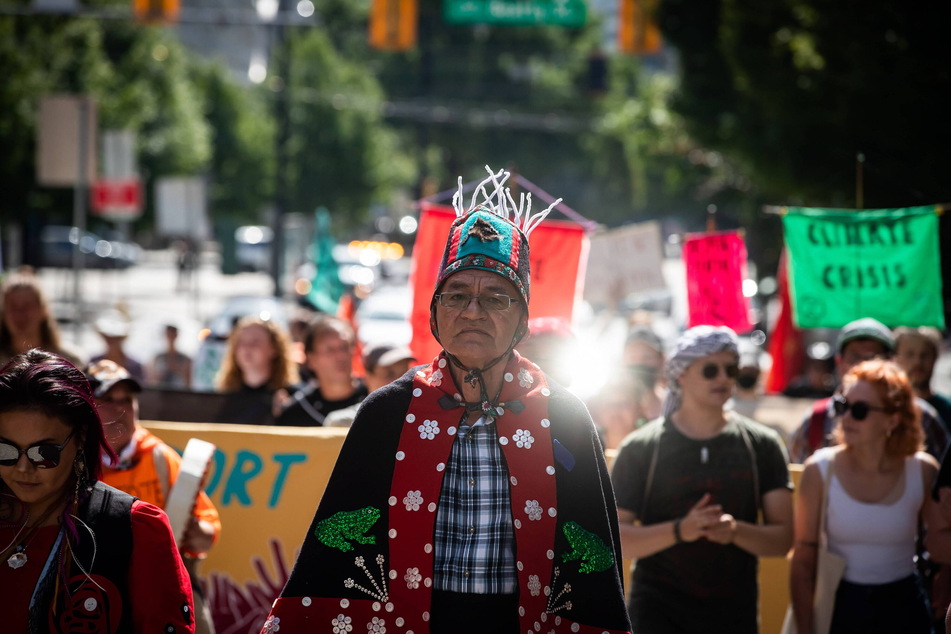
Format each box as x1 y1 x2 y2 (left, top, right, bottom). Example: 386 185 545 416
639 414 760 521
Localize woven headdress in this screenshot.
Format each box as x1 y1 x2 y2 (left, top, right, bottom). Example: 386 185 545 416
430 166 561 346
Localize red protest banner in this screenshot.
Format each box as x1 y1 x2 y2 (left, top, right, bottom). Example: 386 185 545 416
409 202 587 364
764 250 804 393
683 230 752 332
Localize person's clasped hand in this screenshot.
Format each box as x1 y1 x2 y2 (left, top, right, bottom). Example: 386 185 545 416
679 493 725 542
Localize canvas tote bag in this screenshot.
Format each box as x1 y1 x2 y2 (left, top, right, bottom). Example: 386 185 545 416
781 452 847 634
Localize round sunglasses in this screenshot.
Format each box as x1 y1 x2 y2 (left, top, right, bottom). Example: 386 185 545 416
700 362 739 380
832 394 891 421
0 429 76 469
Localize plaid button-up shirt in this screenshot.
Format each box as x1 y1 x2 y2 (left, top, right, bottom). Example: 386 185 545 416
433 415 517 594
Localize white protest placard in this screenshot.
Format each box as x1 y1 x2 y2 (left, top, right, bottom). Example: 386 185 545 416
583 220 665 307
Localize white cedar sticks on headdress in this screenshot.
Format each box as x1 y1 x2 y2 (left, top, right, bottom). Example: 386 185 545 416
451 165 562 237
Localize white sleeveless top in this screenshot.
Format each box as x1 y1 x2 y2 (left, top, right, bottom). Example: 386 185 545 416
819 447 924 584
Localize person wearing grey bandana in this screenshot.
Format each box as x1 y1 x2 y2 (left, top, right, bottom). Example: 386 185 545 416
611 325 794 633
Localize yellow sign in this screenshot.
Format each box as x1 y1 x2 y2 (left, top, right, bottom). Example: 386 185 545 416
142 421 348 632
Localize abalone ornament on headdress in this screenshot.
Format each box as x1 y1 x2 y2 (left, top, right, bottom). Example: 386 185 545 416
434 165 562 306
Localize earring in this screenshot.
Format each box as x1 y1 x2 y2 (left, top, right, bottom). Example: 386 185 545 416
72 450 89 507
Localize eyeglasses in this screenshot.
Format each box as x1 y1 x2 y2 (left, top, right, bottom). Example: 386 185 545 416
96 395 134 409
0 429 76 469
832 394 891 421
701 362 739 380
435 292 515 312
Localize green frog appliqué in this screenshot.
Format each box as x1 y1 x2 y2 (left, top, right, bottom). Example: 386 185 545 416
562 521 615 573
313 506 381 552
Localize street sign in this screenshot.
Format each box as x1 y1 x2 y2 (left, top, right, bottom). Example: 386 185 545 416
156 176 209 239
36 95 97 186
444 0 586 27
91 179 142 220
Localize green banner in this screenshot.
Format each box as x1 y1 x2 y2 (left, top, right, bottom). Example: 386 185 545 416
782 205 944 328
444 0 587 27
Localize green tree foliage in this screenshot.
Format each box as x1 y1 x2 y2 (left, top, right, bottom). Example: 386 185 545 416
660 0 951 208
585 57 757 227
0 12 210 226
192 62 275 223
353 0 618 216
280 28 413 230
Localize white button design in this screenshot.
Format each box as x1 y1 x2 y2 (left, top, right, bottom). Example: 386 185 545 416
413 388 422 397
504 372 514 382
406 413 416 423
301 597 312 606
540 418 550 428
84 598 97 611
546 465 555 475
396 451 406 461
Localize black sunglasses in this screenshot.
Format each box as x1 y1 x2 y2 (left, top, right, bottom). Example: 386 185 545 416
0 429 76 469
832 394 891 421
701 362 739 380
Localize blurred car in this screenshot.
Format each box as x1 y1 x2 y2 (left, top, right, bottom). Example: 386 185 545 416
191 295 290 391
40 225 140 269
355 284 413 347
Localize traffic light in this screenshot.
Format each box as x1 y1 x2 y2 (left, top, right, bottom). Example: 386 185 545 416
133 0 180 25
618 0 662 55
369 0 417 52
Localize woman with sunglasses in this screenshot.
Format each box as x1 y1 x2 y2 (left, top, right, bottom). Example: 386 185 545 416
611 325 794 633
0 349 194 633
789 358 948 634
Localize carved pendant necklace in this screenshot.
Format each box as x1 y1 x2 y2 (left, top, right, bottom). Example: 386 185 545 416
7 543 27 569
1 508 30 570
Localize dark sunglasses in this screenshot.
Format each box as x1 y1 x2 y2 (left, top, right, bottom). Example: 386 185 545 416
701 363 739 380
0 429 76 468
832 394 891 421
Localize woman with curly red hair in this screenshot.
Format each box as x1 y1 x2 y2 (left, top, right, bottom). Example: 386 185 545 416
790 358 949 633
